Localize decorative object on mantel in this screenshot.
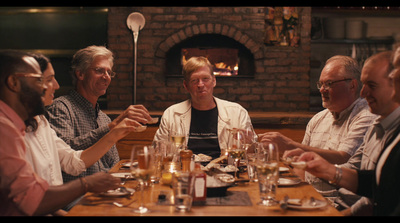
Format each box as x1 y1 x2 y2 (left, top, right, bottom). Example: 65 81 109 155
264 7 300 47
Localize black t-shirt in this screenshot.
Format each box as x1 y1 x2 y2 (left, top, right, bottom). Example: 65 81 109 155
187 106 220 159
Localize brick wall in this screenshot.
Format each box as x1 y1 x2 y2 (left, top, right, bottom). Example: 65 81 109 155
107 7 311 112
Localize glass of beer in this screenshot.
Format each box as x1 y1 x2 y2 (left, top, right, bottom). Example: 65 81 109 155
130 145 155 213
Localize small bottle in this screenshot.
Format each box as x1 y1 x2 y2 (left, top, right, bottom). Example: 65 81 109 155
180 149 193 172
190 163 207 204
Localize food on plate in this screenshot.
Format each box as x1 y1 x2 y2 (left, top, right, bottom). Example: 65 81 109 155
194 153 212 162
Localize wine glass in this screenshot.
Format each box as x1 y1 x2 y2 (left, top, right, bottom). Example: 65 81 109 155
241 122 258 147
169 122 186 150
130 145 155 213
226 128 245 180
256 142 279 206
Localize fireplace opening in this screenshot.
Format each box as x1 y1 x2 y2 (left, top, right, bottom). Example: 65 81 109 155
165 34 255 78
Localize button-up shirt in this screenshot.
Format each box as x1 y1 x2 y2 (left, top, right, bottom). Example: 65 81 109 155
303 98 377 198
338 106 400 215
25 115 86 186
0 100 49 216
46 90 119 183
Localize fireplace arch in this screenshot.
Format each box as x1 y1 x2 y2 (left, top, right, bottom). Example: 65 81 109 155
154 23 263 78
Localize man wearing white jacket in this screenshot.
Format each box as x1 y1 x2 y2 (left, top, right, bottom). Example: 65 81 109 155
153 56 254 159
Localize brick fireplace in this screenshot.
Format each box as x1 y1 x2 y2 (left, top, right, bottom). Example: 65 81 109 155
107 7 311 112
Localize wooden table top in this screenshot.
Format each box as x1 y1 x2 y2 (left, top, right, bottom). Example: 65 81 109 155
66 160 342 216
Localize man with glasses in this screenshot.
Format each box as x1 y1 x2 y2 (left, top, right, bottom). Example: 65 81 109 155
153 56 254 159
259 55 376 202
46 45 152 186
0 50 120 216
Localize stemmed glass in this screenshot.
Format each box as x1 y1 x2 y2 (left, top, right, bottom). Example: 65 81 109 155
226 128 245 180
241 122 258 147
256 142 279 206
169 122 186 150
130 145 155 213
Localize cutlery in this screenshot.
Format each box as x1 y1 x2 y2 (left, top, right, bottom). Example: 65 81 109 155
113 199 137 208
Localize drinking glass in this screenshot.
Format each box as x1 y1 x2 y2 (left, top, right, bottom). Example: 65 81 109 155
245 142 261 182
130 145 155 213
241 122 258 146
172 171 193 212
169 122 186 150
256 142 279 206
156 140 177 165
226 128 245 180
149 144 162 184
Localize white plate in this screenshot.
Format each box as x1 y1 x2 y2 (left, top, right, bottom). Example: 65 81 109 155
121 161 137 168
279 167 290 172
100 187 135 197
110 172 132 179
287 198 328 210
278 178 301 186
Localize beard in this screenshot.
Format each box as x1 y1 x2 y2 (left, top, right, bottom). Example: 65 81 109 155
19 80 45 120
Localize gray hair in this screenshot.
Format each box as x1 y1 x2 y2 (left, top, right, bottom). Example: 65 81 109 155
325 55 362 93
70 45 114 86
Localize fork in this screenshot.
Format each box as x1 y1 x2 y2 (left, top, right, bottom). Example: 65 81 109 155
113 198 137 208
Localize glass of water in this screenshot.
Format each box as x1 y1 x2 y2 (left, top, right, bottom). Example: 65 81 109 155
256 142 279 206
245 142 260 182
172 171 193 212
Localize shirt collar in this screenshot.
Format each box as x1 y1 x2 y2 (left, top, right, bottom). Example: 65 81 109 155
376 106 400 131
0 100 26 135
331 97 362 121
70 89 100 117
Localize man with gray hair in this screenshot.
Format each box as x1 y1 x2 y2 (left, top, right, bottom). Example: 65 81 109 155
47 45 152 184
259 55 377 203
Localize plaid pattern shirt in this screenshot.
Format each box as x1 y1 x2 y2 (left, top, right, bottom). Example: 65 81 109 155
46 90 120 183
303 98 377 199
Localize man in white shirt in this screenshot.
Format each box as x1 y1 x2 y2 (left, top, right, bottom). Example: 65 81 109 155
153 56 254 159
259 55 377 202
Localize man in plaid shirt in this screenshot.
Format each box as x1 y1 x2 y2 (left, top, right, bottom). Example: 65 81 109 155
47 46 151 183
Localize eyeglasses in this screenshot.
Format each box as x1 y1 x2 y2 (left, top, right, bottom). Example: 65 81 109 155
14 73 43 84
189 77 212 85
316 78 353 90
90 67 116 78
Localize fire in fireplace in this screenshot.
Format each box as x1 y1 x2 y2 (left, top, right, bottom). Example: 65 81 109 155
165 34 255 78
182 48 239 76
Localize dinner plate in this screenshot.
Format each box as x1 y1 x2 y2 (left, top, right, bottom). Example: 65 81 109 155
110 172 132 179
286 198 328 210
99 187 135 197
121 161 138 168
278 178 301 186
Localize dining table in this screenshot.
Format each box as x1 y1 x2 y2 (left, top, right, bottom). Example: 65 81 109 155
66 159 342 216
